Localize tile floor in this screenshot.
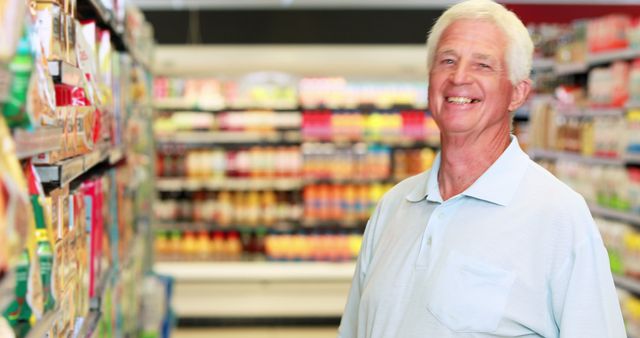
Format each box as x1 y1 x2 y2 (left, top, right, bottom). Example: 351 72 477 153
173 327 338 338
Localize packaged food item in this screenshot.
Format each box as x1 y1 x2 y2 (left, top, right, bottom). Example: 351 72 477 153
34 2 63 62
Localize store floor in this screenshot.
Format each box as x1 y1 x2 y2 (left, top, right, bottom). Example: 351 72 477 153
174 327 337 338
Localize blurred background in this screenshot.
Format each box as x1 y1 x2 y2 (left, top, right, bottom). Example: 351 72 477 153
2 0 640 337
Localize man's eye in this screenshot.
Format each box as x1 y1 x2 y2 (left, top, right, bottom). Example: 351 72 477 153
441 58 454 65
479 63 491 69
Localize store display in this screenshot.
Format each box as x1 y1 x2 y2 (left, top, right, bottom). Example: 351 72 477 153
303 183 393 225
527 14 640 337
0 0 156 335
298 77 428 109
301 109 439 145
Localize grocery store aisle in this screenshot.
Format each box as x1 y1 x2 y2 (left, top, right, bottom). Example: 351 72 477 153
174 327 337 338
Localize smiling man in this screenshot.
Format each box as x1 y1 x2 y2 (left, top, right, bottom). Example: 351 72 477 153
338 1 626 337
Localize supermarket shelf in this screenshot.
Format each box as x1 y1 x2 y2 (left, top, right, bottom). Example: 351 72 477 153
13 126 63 160
155 261 355 282
154 221 300 231
0 272 15 313
156 177 304 191
155 131 302 145
588 203 640 227
48 61 82 86
613 275 640 295
303 177 399 185
25 307 62 338
555 106 625 118
77 0 150 68
528 149 625 166
301 219 367 229
532 57 554 71
626 101 640 110
587 48 640 66
108 146 125 164
302 138 440 148
625 153 640 165
554 62 588 76
35 146 111 187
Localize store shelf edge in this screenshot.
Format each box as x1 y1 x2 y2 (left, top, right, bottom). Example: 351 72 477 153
14 126 63 160
587 48 640 66
528 149 625 166
156 177 303 191
613 275 640 295
588 203 640 227
154 261 356 282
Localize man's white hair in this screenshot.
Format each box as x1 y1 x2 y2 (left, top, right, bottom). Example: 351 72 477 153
425 0 533 85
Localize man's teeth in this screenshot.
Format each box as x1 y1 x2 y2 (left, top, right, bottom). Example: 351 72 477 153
446 97 478 104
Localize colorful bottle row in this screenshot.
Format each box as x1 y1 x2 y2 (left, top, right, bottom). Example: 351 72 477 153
153 111 301 133
303 183 394 223
302 110 440 144
302 143 391 181
156 146 303 178
155 230 245 262
155 191 302 226
298 77 428 109
393 148 436 181
265 232 362 262
154 229 363 262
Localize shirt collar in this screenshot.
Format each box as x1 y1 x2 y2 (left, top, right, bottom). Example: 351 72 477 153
405 135 530 206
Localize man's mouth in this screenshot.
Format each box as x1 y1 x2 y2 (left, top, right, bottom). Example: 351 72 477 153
446 96 481 104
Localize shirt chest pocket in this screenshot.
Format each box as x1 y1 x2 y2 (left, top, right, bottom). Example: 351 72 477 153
427 251 516 333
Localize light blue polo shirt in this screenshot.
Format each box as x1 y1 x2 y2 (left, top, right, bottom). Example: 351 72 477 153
338 136 626 338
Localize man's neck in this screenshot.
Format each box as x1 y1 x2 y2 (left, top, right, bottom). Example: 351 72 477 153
437 131 511 201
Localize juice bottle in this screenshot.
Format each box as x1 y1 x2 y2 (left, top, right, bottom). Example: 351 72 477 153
226 232 243 261
182 231 197 260
211 231 225 261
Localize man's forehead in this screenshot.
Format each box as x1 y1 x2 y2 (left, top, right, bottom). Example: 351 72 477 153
436 48 499 60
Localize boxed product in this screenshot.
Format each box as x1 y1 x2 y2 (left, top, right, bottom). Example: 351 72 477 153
34 2 63 61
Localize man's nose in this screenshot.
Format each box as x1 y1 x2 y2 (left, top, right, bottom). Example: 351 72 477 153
449 64 472 84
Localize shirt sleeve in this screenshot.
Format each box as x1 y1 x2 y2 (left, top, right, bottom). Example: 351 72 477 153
551 202 627 338
338 198 385 338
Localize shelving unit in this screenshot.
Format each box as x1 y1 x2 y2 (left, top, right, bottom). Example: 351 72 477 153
550 47 640 76
155 131 302 145
13 126 63 160
48 61 83 86
528 148 627 166
614 275 640 295
156 177 304 192
34 145 112 187
588 203 640 227
154 261 355 318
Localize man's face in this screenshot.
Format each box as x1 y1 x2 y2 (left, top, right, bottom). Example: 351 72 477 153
428 19 517 137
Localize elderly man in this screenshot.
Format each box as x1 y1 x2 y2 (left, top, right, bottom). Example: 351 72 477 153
338 0 626 337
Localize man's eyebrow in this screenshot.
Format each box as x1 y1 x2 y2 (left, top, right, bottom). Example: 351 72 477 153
436 49 457 56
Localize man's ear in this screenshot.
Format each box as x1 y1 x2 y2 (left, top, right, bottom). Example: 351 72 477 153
508 79 532 112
